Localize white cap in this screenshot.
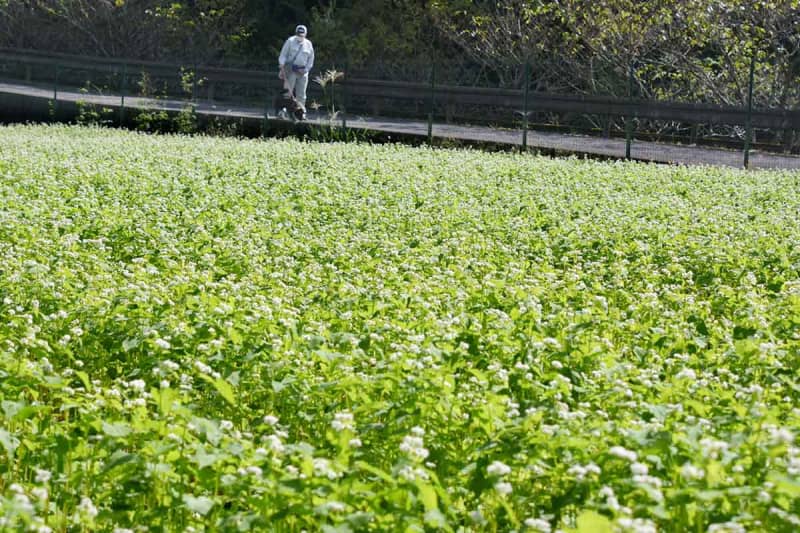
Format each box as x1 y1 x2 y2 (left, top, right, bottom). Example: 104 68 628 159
295 25 307 35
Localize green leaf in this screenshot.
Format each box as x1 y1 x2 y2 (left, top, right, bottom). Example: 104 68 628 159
576 511 613 533
75 370 91 391
0 428 19 459
768 474 800 498
272 378 294 393
190 417 223 446
683 399 709 417
2 400 24 419
322 525 353 533
355 461 396 484
346 512 375 528
417 482 438 513
102 421 132 438
191 447 224 468
101 450 140 474
199 374 236 406
212 377 236 406
122 337 140 351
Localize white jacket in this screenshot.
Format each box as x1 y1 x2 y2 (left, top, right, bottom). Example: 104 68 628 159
279 36 314 73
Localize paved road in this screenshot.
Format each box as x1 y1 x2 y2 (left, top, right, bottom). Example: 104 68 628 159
2 80 798 170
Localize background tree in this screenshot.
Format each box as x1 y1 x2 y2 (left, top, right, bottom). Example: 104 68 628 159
0 0 170 59
1 0 798 113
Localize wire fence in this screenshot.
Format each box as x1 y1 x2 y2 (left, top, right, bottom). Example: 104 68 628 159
0 48 798 169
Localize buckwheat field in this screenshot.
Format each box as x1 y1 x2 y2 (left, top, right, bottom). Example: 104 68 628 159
1 125 798 532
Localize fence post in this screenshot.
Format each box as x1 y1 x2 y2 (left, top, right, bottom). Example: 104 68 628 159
263 69 271 134
522 61 530 152
428 58 436 145
625 62 634 160
192 61 198 103
53 62 60 118
331 67 336 121
342 57 348 131
120 63 127 125
784 129 795 154
743 54 756 169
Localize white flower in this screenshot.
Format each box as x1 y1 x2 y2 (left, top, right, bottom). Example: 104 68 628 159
599 485 621 512
332 411 355 432
680 462 705 480
675 368 697 380
40 357 54 374
194 360 212 374
487 460 512 477
411 426 425 437
617 517 657 533
133 397 146 407
400 434 429 461
160 379 170 389
245 465 263 477
220 420 234 431
324 501 346 513
630 462 649 476
128 379 146 392
609 446 638 462
12 493 33 514
125 397 146 408
568 463 601 481
77 496 98 518
313 458 340 480
469 509 486 524
154 338 171 350
348 437 363 448
34 468 52 484
524 518 552 532
769 427 794 445
599 486 615 499
263 414 279 426
264 434 285 454
31 487 48 501
699 438 729 459
707 521 746 533
398 465 429 481
494 481 513 495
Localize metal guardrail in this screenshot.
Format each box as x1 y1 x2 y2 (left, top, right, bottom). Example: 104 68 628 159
1 47 798 166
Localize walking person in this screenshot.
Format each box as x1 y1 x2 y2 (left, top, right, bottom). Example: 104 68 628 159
279 24 314 120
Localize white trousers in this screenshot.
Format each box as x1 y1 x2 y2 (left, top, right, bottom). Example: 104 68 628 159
284 70 309 110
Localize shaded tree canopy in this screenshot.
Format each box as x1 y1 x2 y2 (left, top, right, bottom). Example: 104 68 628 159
1 0 798 107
